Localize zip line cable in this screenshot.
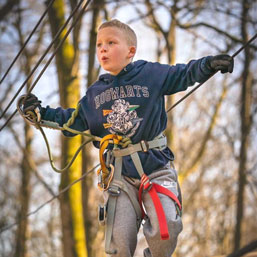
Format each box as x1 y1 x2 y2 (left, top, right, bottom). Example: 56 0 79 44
0 163 100 234
166 32 257 113
0 0 56 86
0 0 92 125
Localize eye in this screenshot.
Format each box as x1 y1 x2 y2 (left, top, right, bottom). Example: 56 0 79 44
97 43 102 48
109 41 114 45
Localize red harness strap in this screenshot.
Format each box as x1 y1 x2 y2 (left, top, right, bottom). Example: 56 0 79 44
138 174 182 240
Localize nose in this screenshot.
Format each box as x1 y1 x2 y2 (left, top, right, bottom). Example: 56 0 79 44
100 44 108 53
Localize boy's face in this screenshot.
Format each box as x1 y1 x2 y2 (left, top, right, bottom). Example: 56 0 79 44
96 27 136 75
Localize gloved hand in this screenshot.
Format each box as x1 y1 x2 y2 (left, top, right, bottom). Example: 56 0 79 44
22 93 42 114
207 54 234 73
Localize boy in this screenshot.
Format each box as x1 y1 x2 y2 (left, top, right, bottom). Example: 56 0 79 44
23 19 233 257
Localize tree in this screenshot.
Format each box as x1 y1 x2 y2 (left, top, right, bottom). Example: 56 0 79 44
3 2 47 256
47 0 87 256
0 0 19 22
82 1 106 256
134 0 257 256
234 0 255 250
13 7 34 255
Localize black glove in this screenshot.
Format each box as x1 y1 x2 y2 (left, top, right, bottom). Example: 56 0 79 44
207 54 234 73
22 93 42 114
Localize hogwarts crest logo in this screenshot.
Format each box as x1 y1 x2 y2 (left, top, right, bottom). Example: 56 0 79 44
103 99 143 137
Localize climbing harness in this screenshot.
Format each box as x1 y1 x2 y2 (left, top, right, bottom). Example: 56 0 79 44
138 174 182 239
103 133 182 254
17 95 182 254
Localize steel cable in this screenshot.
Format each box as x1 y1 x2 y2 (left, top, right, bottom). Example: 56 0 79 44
0 0 92 128
166 32 257 113
0 0 56 86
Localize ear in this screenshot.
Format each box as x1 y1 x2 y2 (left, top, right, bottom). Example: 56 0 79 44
128 46 136 59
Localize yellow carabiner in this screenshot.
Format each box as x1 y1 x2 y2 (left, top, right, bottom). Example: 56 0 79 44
97 164 114 191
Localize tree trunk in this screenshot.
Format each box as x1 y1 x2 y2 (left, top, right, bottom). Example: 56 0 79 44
82 1 104 256
165 5 177 148
234 0 253 250
47 0 87 256
14 123 32 257
14 11 34 255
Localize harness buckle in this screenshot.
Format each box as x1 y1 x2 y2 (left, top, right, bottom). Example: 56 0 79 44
141 175 152 191
98 204 107 226
140 140 149 152
108 186 121 196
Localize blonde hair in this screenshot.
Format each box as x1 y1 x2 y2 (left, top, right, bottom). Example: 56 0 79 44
98 19 137 48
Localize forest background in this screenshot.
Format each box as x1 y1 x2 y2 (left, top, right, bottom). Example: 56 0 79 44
0 0 256 257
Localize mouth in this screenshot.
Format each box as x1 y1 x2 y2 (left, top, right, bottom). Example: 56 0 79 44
101 56 108 61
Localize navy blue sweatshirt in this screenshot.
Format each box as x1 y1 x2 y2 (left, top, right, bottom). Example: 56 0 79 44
42 58 214 178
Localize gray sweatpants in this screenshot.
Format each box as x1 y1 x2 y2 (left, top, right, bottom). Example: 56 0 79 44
105 164 183 257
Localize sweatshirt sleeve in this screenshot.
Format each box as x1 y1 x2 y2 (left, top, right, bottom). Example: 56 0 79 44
161 56 215 95
40 104 89 137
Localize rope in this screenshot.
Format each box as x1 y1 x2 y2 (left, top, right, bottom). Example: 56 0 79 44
62 103 101 141
16 97 100 173
166 32 257 113
38 124 93 173
17 100 133 189
0 0 92 130
0 0 56 86
16 95 130 175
